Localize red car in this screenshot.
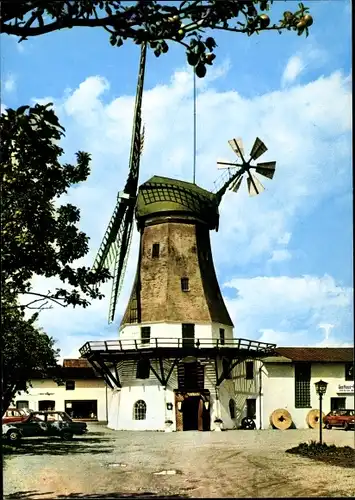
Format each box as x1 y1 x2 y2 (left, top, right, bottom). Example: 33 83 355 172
2 408 29 425
324 409 355 430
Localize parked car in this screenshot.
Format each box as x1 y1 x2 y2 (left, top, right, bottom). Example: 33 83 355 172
2 411 87 443
2 408 29 425
324 409 355 430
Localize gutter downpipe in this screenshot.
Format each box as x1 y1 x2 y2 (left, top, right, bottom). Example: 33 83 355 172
105 382 108 424
259 363 263 430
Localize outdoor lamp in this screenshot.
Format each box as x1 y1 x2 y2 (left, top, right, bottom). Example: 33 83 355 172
177 401 182 411
204 401 209 410
314 379 328 445
166 402 173 411
315 380 328 395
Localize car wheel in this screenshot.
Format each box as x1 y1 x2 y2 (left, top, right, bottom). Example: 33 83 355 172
325 423 332 430
61 430 73 441
7 430 21 444
241 417 256 430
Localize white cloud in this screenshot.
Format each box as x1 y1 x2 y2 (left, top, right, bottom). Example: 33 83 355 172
4 74 16 93
268 249 292 263
223 275 353 346
26 63 352 355
277 232 292 246
282 55 305 86
281 40 328 87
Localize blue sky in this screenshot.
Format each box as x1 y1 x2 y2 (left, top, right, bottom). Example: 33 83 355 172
2 0 353 357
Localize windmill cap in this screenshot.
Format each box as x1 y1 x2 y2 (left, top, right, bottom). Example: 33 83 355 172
136 176 219 229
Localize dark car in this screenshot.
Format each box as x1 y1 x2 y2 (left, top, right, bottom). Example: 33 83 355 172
324 409 355 430
2 411 87 443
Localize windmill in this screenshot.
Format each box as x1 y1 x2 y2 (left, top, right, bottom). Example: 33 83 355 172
215 137 276 199
92 42 147 323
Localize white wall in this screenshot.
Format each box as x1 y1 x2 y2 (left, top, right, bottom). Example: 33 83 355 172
119 321 234 346
262 361 354 429
110 384 175 431
12 379 108 421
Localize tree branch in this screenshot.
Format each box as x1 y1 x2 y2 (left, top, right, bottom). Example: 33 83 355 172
22 292 68 308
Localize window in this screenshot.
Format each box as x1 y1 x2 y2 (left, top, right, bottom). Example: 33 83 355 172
222 358 231 379
331 397 346 411
152 243 160 258
65 380 75 391
246 399 256 419
181 277 189 292
136 359 150 379
345 363 354 381
245 361 254 380
229 399 236 419
178 361 204 390
16 401 29 410
133 400 147 420
141 326 151 345
294 363 311 408
219 328 225 345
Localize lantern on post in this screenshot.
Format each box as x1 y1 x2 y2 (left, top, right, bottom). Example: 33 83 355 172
314 380 328 445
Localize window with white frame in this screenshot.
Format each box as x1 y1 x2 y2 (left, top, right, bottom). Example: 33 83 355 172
133 400 147 420
141 326 151 345
16 401 29 410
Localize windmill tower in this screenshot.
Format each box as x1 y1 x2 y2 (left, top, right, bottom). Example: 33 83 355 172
80 44 276 432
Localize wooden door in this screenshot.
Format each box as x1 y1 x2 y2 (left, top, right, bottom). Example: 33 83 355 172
198 399 203 431
182 323 195 348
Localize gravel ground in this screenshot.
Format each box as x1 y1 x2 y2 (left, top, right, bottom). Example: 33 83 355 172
3 425 355 499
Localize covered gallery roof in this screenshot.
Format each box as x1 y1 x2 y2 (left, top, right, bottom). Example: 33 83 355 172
272 347 353 363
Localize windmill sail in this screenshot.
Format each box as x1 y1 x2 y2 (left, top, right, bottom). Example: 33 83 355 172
93 43 147 323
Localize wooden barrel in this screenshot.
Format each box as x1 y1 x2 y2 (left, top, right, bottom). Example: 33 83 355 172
306 409 325 429
270 408 292 430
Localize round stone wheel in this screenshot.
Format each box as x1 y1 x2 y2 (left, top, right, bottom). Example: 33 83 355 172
270 408 292 430
306 409 325 429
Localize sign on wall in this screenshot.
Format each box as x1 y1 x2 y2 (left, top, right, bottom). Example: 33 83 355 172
337 383 354 393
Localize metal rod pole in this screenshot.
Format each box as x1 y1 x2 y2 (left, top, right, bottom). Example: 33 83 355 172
193 69 196 184
319 394 323 445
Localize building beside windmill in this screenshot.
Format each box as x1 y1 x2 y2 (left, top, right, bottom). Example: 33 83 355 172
79 175 276 431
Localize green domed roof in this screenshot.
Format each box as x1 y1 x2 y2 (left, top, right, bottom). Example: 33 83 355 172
136 176 219 229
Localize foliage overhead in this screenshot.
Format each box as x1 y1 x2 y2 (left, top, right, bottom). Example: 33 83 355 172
1 1 313 77
0 104 111 311
1 305 61 416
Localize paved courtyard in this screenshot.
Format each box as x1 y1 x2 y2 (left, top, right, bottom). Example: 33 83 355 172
4 424 355 499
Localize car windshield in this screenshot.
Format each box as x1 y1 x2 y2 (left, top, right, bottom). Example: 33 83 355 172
32 414 46 421
46 412 72 422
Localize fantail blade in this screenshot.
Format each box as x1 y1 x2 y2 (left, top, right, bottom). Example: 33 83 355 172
228 138 245 159
255 161 276 179
247 174 265 196
250 137 268 161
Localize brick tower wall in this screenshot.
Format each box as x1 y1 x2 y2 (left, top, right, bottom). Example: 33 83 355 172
121 219 233 327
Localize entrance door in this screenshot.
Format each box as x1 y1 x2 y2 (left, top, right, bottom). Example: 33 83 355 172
65 400 98 419
38 400 55 411
331 397 346 411
182 396 200 430
182 323 195 348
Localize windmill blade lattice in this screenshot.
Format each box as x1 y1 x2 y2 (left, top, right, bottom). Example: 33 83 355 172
215 136 276 202
92 43 147 323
